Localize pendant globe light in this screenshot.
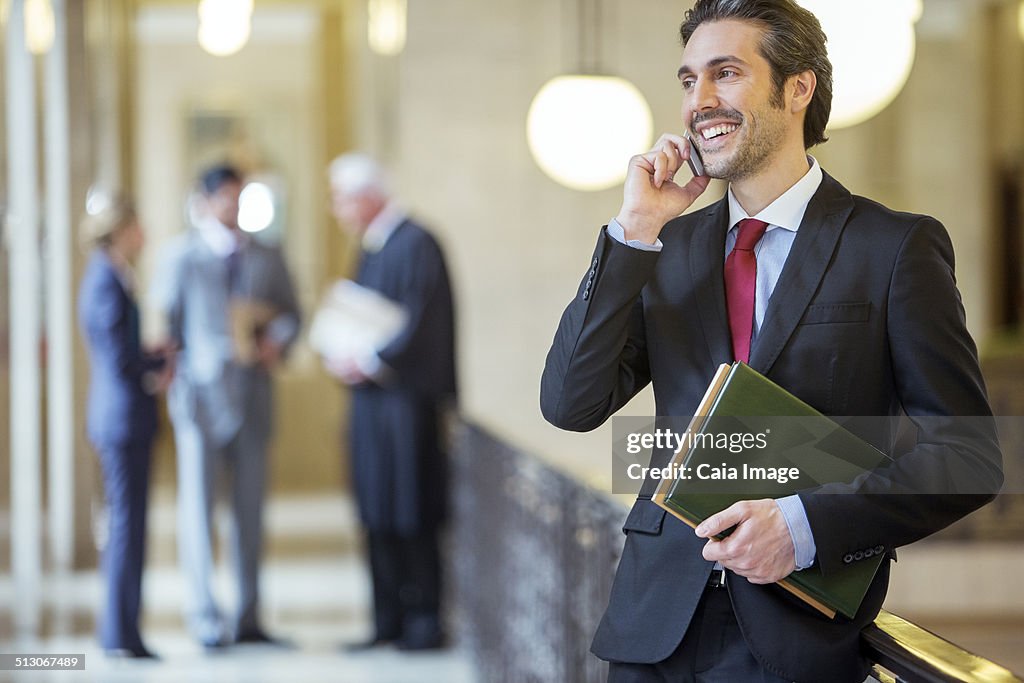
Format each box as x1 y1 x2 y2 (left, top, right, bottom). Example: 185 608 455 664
197 0 253 57
368 0 406 56
24 0 54 55
526 0 653 191
799 0 923 129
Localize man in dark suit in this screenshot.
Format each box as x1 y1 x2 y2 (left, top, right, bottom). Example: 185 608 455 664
540 2 1003 681
326 153 456 651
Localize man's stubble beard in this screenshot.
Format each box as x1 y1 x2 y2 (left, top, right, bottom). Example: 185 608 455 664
703 102 789 182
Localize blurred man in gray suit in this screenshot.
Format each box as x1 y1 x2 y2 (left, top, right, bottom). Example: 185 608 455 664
154 164 301 648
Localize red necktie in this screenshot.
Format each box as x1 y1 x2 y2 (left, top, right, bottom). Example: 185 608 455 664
724 218 768 363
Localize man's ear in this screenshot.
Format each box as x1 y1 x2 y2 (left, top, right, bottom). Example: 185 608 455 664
789 70 816 114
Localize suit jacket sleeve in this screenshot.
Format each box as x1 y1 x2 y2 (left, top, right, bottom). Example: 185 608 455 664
375 231 456 395
540 228 659 431
801 217 1003 575
82 269 162 382
262 247 302 352
151 239 188 349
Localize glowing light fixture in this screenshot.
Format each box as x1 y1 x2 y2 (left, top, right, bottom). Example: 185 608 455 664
368 0 406 56
799 0 922 129
197 0 253 57
85 186 114 217
1018 0 1024 42
527 76 653 192
238 181 276 233
526 0 653 191
25 0 54 55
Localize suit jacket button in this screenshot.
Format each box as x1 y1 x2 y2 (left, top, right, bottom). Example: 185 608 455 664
854 550 865 561
592 257 599 267
843 553 854 564
583 290 591 300
874 545 884 554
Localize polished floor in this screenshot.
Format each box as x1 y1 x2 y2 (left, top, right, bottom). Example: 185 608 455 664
0 493 476 683
2 491 1022 682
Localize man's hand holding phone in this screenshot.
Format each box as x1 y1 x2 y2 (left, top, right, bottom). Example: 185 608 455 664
615 133 710 245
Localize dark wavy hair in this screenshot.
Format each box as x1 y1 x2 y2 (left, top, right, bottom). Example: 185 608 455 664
679 0 833 148
199 163 243 195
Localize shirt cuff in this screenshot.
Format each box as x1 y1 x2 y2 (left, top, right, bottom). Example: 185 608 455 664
776 495 816 570
607 218 663 252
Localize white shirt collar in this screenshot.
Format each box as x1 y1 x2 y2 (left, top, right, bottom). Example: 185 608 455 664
196 215 242 258
362 201 406 253
727 155 823 233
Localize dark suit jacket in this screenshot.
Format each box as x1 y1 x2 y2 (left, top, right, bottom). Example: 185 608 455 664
79 251 163 448
540 172 1002 682
350 219 457 534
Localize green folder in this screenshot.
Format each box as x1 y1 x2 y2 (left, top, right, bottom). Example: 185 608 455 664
653 362 891 619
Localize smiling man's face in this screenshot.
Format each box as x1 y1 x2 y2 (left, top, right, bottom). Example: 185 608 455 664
678 19 794 182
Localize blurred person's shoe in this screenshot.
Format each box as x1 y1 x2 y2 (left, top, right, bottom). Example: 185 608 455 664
396 632 445 652
234 629 294 648
199 636 229 652
342 636 395 652
104 646 160 660
396 616 445 652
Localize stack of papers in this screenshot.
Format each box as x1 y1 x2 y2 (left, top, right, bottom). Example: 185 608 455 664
308 279 408 361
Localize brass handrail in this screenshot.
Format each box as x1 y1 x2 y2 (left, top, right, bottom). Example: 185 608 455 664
864 611 1022 682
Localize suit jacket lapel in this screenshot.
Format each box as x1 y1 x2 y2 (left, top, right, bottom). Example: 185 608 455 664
748 172 854 375
690 199 733 367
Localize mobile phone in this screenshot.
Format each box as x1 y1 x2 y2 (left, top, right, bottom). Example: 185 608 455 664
685 135 705 177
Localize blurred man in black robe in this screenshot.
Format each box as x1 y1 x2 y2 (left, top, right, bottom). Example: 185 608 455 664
326 153 457 651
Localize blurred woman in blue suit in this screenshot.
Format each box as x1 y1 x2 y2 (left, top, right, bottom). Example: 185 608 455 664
78 194 171 659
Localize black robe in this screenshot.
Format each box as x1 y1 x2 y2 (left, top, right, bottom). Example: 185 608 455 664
350 219 457 534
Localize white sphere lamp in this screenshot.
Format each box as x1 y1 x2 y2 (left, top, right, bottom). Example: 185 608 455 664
527 74 653 192
800 0 923 129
